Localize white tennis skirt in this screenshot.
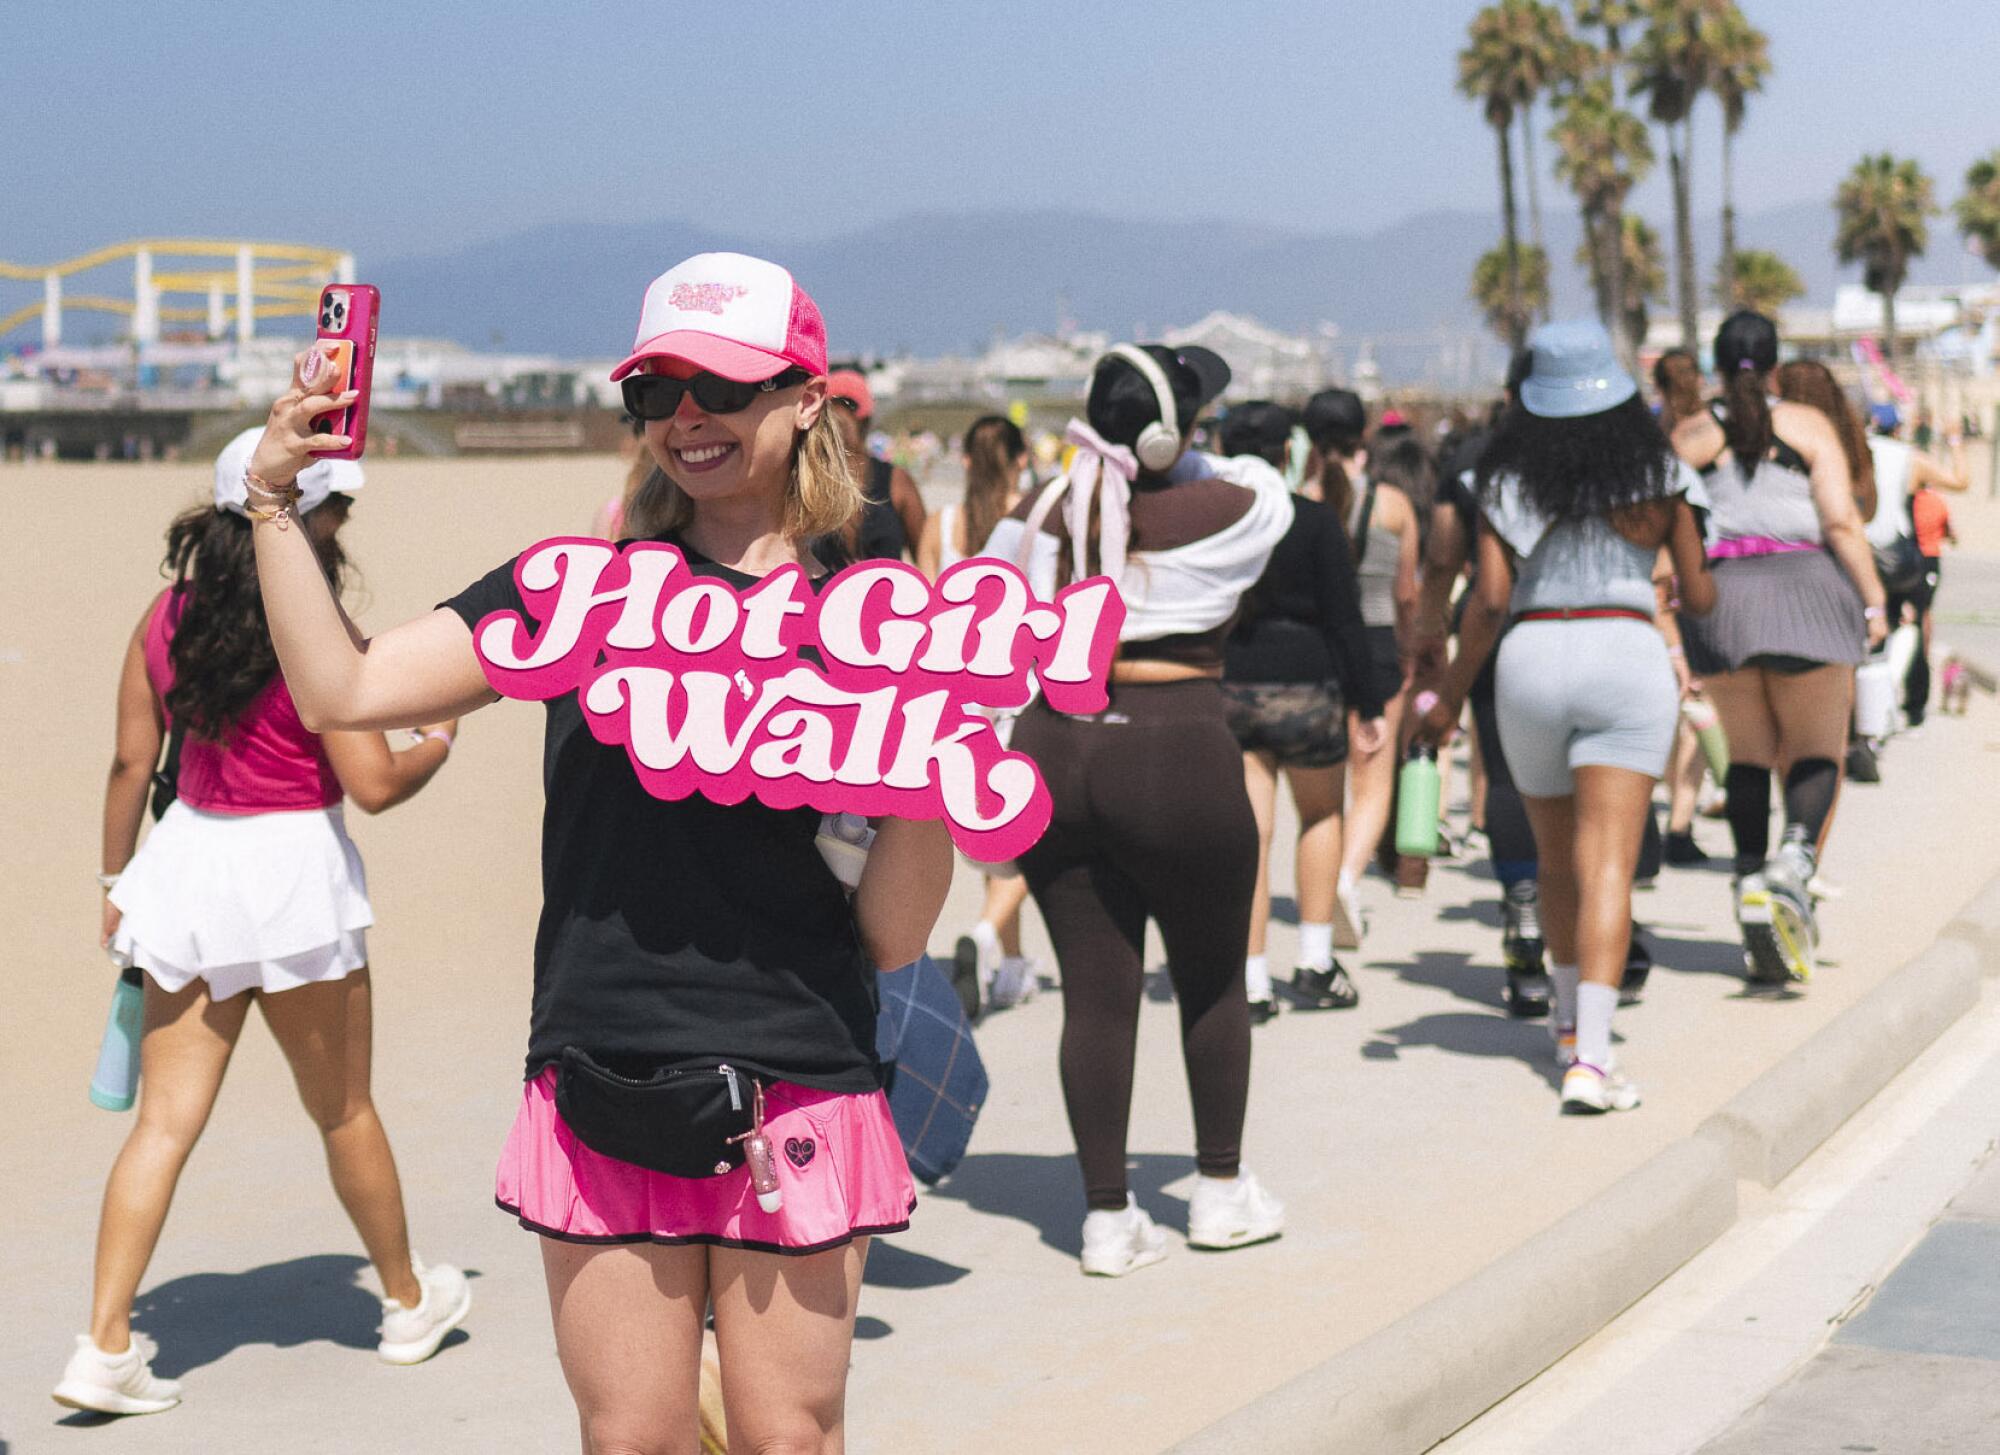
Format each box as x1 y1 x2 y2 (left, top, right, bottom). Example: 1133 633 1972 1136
109 801 374 1001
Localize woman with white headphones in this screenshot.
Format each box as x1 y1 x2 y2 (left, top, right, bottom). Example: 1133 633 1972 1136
985 343 1294 1275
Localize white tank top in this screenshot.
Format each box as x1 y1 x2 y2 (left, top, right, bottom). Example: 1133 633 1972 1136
1865 436 1913 548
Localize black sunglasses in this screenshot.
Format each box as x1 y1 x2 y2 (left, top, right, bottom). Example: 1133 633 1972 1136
621 367 810 421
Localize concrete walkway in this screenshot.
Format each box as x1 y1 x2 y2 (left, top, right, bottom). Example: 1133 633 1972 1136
1704 1154 2000 1453
6 461 2000 1452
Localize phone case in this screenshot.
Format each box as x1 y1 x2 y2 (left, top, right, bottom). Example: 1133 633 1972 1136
309 283 379 460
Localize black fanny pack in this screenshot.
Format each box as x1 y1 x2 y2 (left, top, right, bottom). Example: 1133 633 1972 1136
554 1048 756 1179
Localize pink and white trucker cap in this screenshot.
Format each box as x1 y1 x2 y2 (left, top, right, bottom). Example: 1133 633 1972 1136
609 252 828 383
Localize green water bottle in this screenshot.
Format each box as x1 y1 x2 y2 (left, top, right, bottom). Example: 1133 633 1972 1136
89 967 145 1112
1682 697 1730 782
1395 745 1442 859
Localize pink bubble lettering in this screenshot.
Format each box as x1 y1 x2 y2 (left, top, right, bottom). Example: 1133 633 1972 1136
471 540 1124 863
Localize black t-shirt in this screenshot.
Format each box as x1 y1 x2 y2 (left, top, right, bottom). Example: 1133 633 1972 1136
441 537 881 1092
1222 495 1383 715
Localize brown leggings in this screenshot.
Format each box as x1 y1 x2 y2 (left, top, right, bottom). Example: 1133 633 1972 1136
1014 680 1258 1212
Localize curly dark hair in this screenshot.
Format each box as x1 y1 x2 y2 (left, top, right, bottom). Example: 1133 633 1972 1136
161 501 348 740
1473 393 1677 523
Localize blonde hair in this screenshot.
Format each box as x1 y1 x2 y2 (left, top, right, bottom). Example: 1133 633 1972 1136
624 407 863 542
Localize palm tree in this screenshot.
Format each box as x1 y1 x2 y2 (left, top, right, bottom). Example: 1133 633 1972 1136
1628 0 1718 349
1954 150 2000 271
1725 249 1805 312
1707 5 1770 289
1474 243 1552 344
1460 1 1575 341
1552 74 1654 363
1835 153 1937 365
1579 215 1665 345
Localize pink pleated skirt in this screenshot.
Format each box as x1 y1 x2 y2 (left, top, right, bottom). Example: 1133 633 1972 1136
496 1068 916 1255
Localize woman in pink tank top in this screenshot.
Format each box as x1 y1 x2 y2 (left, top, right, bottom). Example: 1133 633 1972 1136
56 430 470 1417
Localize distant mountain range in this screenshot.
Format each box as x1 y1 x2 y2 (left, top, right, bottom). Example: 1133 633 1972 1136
358 200 1992 371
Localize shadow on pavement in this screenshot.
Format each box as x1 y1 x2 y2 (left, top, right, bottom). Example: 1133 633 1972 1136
1361 1007 1566 1091
1378 948 1504 1012
863 1241 970 1290
1640 922 1759 982
925 1152 1192 1256
125 1253 474 1378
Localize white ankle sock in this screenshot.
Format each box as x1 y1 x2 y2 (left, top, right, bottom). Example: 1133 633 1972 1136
1576 981 1618 1068
1244 955 1272 1000
1297 921 1334 971
1551 962 1581 1027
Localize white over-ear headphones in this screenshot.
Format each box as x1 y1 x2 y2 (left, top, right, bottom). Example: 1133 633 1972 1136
1103 344 1183 473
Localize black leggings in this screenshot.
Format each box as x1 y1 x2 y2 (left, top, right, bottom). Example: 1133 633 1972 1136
1014 680 1257 1212
1471 671 1536 887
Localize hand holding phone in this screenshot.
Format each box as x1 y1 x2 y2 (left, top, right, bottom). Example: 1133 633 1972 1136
308 284 379 460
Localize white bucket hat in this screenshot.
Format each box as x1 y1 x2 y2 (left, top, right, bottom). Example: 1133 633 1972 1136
212 426 365 517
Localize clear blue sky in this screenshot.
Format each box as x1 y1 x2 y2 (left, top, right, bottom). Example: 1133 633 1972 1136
7 1 1999 267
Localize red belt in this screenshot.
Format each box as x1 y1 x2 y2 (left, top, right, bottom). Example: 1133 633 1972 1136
1514 608 1654 624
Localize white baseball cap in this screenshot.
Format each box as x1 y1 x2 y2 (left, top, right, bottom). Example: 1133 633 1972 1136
608 252 828 383
213 426 365 517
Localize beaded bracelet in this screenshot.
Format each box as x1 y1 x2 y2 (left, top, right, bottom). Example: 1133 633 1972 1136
243 470 302 528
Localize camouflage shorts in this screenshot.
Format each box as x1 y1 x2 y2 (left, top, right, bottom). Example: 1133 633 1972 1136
1220 679 1349 768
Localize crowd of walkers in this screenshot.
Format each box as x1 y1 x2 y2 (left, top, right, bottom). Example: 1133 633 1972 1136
61 247 1967 1450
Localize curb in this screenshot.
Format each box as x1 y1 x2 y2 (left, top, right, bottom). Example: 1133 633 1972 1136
1168 1140 1736 1455
1697 937 1982 1186
1942 874 2000 970
1169 880 1997 1455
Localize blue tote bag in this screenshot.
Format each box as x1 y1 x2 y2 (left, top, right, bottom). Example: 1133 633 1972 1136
875 955 988 1185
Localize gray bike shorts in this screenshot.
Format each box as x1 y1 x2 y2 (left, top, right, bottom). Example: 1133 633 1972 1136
1495 618 1678 797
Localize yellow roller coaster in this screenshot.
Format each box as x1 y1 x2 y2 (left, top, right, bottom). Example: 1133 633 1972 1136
0 239 351 347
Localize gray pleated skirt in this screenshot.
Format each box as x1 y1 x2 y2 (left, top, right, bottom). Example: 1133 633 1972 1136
1682 549 1866 675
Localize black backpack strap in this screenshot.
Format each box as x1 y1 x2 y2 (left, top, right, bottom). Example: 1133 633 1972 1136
149 720 185 822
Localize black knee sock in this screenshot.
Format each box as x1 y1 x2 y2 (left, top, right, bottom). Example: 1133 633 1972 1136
1783 757 1839 849
1726 763 1772 876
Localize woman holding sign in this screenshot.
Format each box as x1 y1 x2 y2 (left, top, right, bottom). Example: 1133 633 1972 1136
242 254 953 1453
987 343 1294 1275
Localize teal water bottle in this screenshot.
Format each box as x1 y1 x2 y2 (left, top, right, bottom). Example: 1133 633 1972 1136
89 968 145 1111
1395 745 1442 858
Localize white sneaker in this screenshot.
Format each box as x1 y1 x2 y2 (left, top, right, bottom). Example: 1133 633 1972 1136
52 1333 181 1415
378 1260 471 1365
1551 1022 1578 1069
1186 1169 1286 1250
969 921 1002 981
1080 1195 1169 1277
1333 877 1364 950
987 955 1040 1009
1560 1061 1641 1114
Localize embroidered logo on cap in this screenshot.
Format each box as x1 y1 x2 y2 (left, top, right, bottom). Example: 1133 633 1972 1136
668 282 749 316
784 1137 816 1170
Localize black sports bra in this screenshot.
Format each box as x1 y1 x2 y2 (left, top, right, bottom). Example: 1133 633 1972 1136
1699 399 1808 477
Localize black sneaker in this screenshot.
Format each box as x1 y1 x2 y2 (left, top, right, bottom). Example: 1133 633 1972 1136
1248 996 1279 1026
1663 830 1708 867
1621 929 1653 1005
1284 964 1359 1010
1501 880 1548 1017
1505 967 1552 1018
950 935 984 1024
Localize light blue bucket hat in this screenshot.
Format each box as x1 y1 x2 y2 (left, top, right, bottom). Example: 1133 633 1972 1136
1518 318 1638 419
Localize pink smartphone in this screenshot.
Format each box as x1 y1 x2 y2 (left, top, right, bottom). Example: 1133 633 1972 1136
309 283 379 460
